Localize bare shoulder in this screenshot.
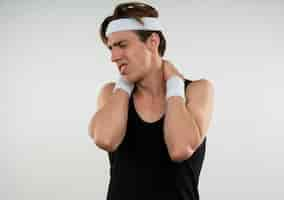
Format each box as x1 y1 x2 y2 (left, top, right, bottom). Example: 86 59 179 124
185 78 214 99
97 81 116 111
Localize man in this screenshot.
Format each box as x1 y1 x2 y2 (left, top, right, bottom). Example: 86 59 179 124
89 2 214 200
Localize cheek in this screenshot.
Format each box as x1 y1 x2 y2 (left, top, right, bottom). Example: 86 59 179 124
129 46 151 67
140 49 151 64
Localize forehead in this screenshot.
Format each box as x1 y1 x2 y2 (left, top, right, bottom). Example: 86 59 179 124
107 31 139 46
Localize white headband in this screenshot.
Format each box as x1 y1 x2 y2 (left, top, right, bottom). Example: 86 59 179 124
105 17 164 37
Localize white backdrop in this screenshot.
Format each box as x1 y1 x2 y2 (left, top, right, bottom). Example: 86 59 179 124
1 0 284 199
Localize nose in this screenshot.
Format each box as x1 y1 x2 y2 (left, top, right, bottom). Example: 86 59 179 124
111 47 123 63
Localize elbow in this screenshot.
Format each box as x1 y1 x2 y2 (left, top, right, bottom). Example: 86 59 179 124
95 138 117 152
95 141 114 152
88 119 115 152
170 146 195 162
90 123 120 152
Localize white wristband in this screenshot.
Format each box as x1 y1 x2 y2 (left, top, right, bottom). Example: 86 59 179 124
112 76 134 97
166 75 185 101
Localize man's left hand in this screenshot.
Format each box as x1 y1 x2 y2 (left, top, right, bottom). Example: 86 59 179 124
162 59 184 81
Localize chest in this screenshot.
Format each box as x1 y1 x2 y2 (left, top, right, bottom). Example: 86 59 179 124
133 95 166 124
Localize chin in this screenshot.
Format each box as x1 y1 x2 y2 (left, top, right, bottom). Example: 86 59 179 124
123 74 134 83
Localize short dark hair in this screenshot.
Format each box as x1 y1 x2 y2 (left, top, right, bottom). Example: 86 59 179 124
99 2 167 57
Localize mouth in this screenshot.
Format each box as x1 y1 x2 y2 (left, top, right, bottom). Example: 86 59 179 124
119 64 128 74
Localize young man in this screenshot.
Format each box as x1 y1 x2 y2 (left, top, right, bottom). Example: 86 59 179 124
89 2 214 200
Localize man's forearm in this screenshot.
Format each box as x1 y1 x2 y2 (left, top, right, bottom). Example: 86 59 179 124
163 96 201 160
90 89 130 152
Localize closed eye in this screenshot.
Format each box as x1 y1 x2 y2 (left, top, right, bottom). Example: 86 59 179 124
119 43 127 48
108 41 128 50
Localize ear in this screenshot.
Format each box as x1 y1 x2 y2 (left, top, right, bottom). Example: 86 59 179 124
146 33 160 53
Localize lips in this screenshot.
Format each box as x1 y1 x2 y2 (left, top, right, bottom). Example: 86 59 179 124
119 64 127 74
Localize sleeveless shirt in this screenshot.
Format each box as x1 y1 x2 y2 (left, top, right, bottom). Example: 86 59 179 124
106 78 207 200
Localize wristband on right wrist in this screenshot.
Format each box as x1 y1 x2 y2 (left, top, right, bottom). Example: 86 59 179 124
112 76 134 97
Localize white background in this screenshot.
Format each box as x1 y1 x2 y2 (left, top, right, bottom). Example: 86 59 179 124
1 0 284 199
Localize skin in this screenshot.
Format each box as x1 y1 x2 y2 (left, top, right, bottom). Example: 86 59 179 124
106 30 214 160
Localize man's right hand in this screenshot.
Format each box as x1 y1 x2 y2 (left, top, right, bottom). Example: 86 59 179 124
113 75 135 97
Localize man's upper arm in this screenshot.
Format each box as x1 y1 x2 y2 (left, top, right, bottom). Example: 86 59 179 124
185 79 214 139
96 82 116 111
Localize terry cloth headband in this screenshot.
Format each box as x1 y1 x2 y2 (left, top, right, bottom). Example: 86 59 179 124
105 17 164 37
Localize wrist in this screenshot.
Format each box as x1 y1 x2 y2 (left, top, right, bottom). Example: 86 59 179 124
166 75 185 101
112 76 134 97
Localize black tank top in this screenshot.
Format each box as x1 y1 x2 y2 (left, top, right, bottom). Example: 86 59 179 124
106 78 207 200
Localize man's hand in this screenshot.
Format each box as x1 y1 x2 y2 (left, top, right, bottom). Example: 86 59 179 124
162 59 184 81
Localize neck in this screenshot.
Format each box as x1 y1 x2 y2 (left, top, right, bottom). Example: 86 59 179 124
135 58 165 101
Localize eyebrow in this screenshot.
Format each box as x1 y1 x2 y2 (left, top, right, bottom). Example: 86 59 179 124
107 40 128 50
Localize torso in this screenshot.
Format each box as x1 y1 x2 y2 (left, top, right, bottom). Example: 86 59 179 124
106 78 206 200
133 92 166 123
